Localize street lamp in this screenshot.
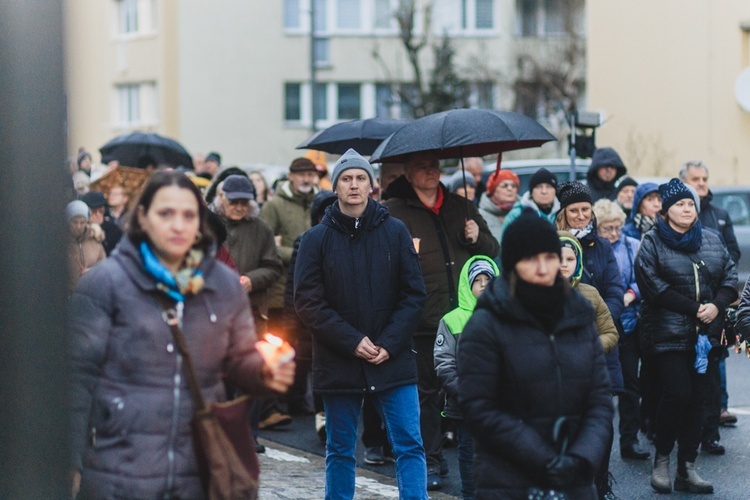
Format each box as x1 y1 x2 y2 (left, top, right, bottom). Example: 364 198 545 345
568 110 602 181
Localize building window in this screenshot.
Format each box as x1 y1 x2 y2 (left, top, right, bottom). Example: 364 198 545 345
470 82 495 109
285 83 302 121
284 0 301 29
336 0 361 30
313 83 328 121
374 0 393 29
514 81 543 119
116 82 157 127
116 0 156 36
516 0 581 37
337 83 361 119
313 38 330 66
475 0 494 29
375 83 394 117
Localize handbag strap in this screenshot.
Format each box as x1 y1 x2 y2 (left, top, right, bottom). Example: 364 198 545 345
156 294 208 411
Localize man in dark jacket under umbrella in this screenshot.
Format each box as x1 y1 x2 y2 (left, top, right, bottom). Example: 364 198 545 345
679 159 741 453
383 151 499 489
587 147 628 202
295 149 428 499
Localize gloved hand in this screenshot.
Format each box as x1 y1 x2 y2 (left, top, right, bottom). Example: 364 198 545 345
544 455 589 490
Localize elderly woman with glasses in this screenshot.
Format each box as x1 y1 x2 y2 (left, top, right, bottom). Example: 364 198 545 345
593 199 651 462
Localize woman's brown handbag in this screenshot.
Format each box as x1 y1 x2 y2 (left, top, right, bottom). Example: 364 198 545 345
160 298 259 499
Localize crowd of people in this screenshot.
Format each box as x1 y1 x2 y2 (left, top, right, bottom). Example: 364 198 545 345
65 143 749 499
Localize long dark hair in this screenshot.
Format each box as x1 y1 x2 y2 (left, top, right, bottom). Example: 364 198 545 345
128 170 214 252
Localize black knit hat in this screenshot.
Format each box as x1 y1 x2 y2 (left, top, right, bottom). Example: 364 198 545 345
615 175 638 195
659 178 694 215
501 208 562 273
528 168 558 192
557 181 593 210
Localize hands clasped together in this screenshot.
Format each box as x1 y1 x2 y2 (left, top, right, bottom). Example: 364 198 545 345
355 336 390 365
697 302 719 324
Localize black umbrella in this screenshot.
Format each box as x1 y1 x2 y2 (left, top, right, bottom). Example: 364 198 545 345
296 118 409 156
369 109 556 164
99 132 193 169
370 108 556 216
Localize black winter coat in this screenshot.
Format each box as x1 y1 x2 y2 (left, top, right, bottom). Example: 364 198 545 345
700 191 741 265
294 199 426 394
383 176 499 336
635 225 738 356
458 277 614 499
736 279 750 338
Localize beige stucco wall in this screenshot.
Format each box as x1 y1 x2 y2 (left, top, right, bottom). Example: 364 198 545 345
587 1 750 185
65 0 177 162
66 0 570 168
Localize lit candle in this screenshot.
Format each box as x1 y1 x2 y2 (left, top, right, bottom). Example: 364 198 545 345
256 333 295 368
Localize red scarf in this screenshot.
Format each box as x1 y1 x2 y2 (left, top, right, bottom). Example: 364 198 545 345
424 187 444 215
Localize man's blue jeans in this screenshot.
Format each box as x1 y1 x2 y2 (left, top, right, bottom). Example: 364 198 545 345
323 384 427 500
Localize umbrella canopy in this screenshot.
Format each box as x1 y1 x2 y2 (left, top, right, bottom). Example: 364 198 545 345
99 132 193 169
296 118 409 156
369 109 556 163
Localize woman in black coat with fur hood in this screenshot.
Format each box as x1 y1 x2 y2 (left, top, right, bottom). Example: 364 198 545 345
458 209 614 499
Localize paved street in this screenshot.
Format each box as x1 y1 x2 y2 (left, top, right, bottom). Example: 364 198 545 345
258 353 750 498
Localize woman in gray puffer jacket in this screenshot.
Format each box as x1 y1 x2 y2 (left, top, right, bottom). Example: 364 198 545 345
69 171 294 499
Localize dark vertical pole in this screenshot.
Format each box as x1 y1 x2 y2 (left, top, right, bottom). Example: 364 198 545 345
0 1 69 498
310 0 318 133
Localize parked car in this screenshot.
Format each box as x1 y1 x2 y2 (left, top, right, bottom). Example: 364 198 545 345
482 158 591 193
709 187 750 287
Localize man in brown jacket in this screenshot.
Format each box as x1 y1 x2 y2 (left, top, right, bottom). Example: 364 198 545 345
216 175 282 334
383 151 499 490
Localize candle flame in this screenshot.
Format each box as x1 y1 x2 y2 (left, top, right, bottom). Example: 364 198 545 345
265 333 283 347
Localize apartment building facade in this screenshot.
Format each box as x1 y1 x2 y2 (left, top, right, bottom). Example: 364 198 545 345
65 0 585 167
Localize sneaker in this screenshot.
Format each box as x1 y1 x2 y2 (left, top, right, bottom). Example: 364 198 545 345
427 473 443 491
364 446 385 465
315 412 326 443
259 412 292 430
720 410 738 426
701 440 725 455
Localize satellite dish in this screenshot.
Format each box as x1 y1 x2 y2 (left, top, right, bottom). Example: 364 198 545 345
736 68 750 112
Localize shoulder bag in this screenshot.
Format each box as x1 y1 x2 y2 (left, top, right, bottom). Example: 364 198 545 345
159 297 259 500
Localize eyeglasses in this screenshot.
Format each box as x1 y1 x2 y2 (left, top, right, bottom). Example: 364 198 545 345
498 182 518 190
599 225 622 235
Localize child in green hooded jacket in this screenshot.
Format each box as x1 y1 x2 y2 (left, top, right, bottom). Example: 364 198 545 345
434 255 499 500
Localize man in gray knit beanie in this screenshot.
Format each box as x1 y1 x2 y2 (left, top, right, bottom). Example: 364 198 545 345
331 149 375 191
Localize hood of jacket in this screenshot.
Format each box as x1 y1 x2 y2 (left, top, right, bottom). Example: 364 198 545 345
629 182 659 222
310 190 337 226
275 178 319 208
478 191 515 216
559 232 584 287
587 147 626 192
442 255 499 334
